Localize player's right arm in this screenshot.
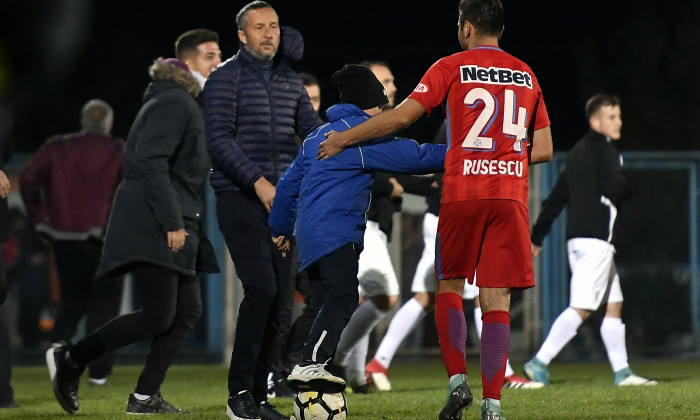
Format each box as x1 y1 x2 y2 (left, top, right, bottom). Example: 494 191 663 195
359 140 446 174
529 126 553 165
318 99 426 159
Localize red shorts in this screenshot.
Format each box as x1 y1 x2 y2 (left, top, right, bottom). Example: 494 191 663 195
435 200 534 290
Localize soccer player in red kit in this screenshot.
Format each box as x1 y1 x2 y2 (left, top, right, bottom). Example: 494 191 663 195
318 1 553 419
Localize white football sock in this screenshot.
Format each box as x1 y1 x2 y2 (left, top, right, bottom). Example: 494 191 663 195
473 306 483 337
474 306 514 376
485 398 501 409
345 335 370 387
133 392 151 401
600 317 629 372
335 300 385 366
374 297 427 369
535 307 582 365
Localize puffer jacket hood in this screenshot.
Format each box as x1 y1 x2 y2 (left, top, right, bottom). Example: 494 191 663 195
279 26 303 62
325 103 368 123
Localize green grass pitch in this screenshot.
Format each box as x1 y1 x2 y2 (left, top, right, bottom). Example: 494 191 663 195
4 358 698 419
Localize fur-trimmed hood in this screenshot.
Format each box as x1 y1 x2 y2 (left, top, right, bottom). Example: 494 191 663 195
148 59 201 97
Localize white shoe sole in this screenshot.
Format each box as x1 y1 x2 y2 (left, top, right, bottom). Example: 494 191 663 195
369 372 392 391
617 376 658 386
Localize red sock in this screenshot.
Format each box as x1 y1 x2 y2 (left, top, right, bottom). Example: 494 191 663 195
481 310 510 400
434 292 467 377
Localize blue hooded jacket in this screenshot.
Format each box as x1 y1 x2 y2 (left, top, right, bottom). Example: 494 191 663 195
269 103 446 272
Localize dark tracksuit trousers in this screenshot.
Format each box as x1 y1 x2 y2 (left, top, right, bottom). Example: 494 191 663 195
302 243 360 365
216 190 291 404
270 238 302 377
69 264 202 395
281 252 316 372
51 240 124 379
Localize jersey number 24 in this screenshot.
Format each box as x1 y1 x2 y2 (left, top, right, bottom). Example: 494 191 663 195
462 88 527 152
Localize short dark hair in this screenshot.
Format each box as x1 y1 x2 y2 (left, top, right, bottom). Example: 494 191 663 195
458 0 504 37
585 94 621 118
175 29 219 61
299 71 319 87
236 1 274 30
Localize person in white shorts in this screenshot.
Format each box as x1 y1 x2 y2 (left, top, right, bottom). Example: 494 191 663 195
525 94 656 387
333 218 399 389
364 209 543 391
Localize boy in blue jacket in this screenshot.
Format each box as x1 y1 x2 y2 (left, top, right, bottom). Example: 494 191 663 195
268 64 445 393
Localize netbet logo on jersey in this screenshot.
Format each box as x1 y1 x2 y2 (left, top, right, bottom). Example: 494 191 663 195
460 65 532 89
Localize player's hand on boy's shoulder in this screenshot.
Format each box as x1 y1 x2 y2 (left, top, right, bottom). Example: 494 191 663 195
318 130 344 160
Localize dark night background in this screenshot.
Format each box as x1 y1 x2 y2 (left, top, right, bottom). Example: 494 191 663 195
1 0 699 154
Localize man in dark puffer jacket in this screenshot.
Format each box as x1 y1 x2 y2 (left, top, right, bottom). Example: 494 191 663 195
203 2 322 420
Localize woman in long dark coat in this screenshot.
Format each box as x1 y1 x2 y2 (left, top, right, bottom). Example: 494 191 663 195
46 57 219 415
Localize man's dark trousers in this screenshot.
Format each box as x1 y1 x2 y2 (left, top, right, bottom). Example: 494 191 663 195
217 190 292 404
51 240 123 380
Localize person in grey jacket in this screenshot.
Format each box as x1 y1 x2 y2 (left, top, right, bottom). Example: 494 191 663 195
525 93 656 387
45 57 219 415
203 2 322 420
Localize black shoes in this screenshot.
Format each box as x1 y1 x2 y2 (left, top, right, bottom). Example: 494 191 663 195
350 382 375 394
126 393 190 414
259 401 289 420
439 374 473 420
227 391 261 420
267 370 295 398
46 343 84 414
226 391 289 420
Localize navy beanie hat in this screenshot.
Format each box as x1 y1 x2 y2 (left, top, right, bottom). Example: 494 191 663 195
332 64 389 110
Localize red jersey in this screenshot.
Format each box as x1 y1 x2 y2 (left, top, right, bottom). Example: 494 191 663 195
408 46 550 208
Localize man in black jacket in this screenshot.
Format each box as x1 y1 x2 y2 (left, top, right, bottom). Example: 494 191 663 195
524 94 657 387
203 2 322 419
